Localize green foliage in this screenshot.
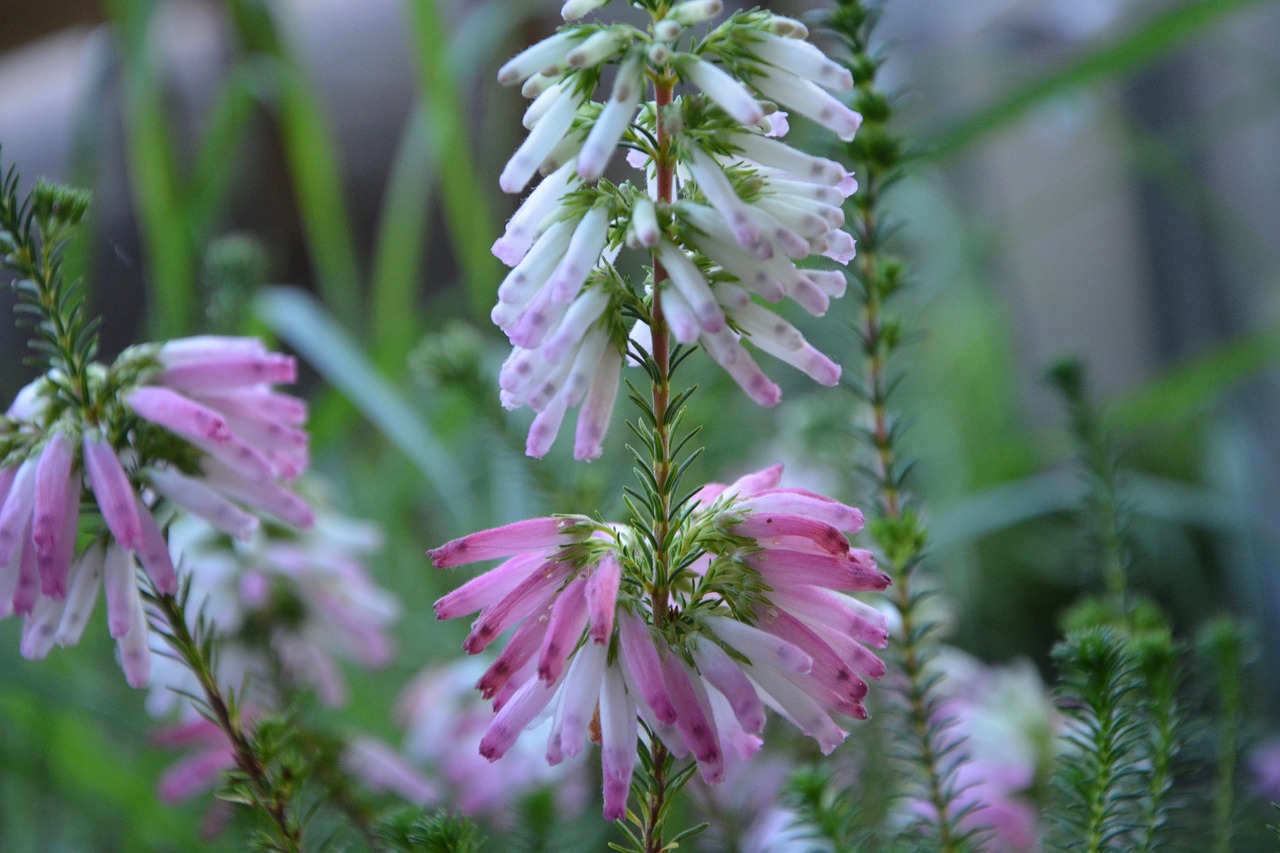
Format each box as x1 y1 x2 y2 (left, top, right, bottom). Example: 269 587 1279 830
1198 617 1248 853
0 163 99 404
1047 627 1148 852
784 765 872 853
375 809 489 853
256 286 472 526
928 0 1276 158
1048 358 1134 614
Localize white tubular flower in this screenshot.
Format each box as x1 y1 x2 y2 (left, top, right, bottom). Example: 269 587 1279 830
749 66 862 141
668 0 723 25
502 319 624 461
494 219 576 321
523 80 567 129
577 53 645 182
498 31 582 86
727 131 849 185
547 203 612 303
715 284 840 386
658 281 703 345
561 0 608 21
701 326 782 407
672 195 847 393
684 142 762 251
500 85 586 193
654 19 682 42
492 161 581 267
565 26 630 69
677 55 764 126
521 71 562 99
630 196 661 248
656 240 726 334
765 14 808 39
750 32 853 91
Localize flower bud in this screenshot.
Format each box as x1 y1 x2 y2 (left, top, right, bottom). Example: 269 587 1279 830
668 0 723 26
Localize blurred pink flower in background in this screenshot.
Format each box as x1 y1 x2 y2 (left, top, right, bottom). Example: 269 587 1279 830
1248 736 1280 802
397 659 588 826
917 650 1060 852
2 335 312 688
148 495 397 715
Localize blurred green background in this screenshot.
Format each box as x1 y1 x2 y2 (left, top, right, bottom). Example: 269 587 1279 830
0 0 1278 849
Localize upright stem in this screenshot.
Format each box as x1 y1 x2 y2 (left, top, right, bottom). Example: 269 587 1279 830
859 170 963 852
641 73 677 853
154 592 303 853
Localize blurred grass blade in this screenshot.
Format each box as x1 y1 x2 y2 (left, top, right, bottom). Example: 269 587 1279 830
0 689 195 851
369 105 434 372
932 470 1250 548
256 286 469 523
929 0 1272 158
105 0 198 338
227 0 364 332
1109 322 1280 432
186 65 260 242
404 0 502 318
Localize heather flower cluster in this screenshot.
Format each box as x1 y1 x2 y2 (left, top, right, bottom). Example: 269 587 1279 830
396 659 589 825
0 336 311 686
146 503 417 814
430 465 889 819
490 0 861 458
149 503 396 713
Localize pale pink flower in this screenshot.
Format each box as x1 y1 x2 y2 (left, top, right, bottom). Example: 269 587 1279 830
21 541 153 686
341 737 439 805
1249 736 1280 801
151 717 238 804
914 651 1060 852
130 336 314 530
154 507 398 708
397 660 588 825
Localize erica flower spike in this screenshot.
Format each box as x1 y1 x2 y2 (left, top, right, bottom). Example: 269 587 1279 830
430 465 888 818
0 336 312 687
490 2 861 456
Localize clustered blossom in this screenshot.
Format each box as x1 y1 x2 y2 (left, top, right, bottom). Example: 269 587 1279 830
149 506 398 713
147 502 419 818
396 659 588 825
489 2 861 457
429 465 888 820
0 336 311 687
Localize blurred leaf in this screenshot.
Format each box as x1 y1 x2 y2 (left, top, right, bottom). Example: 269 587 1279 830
370 105 435 372
1108 322 1280 432
106 0 199 337
227 0 365 332
404 0 503 319
256 286 470 525
0 689 197 851
186 65 262 242
933 470 1250 549
929 0 1273 157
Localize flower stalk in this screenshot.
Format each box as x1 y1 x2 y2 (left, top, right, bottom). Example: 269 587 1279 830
828 1 966 847
151 586 304 852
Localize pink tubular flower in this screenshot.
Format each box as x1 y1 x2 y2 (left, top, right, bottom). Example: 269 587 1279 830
430 464 886 817
130 336 314 530
22 541 152 686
